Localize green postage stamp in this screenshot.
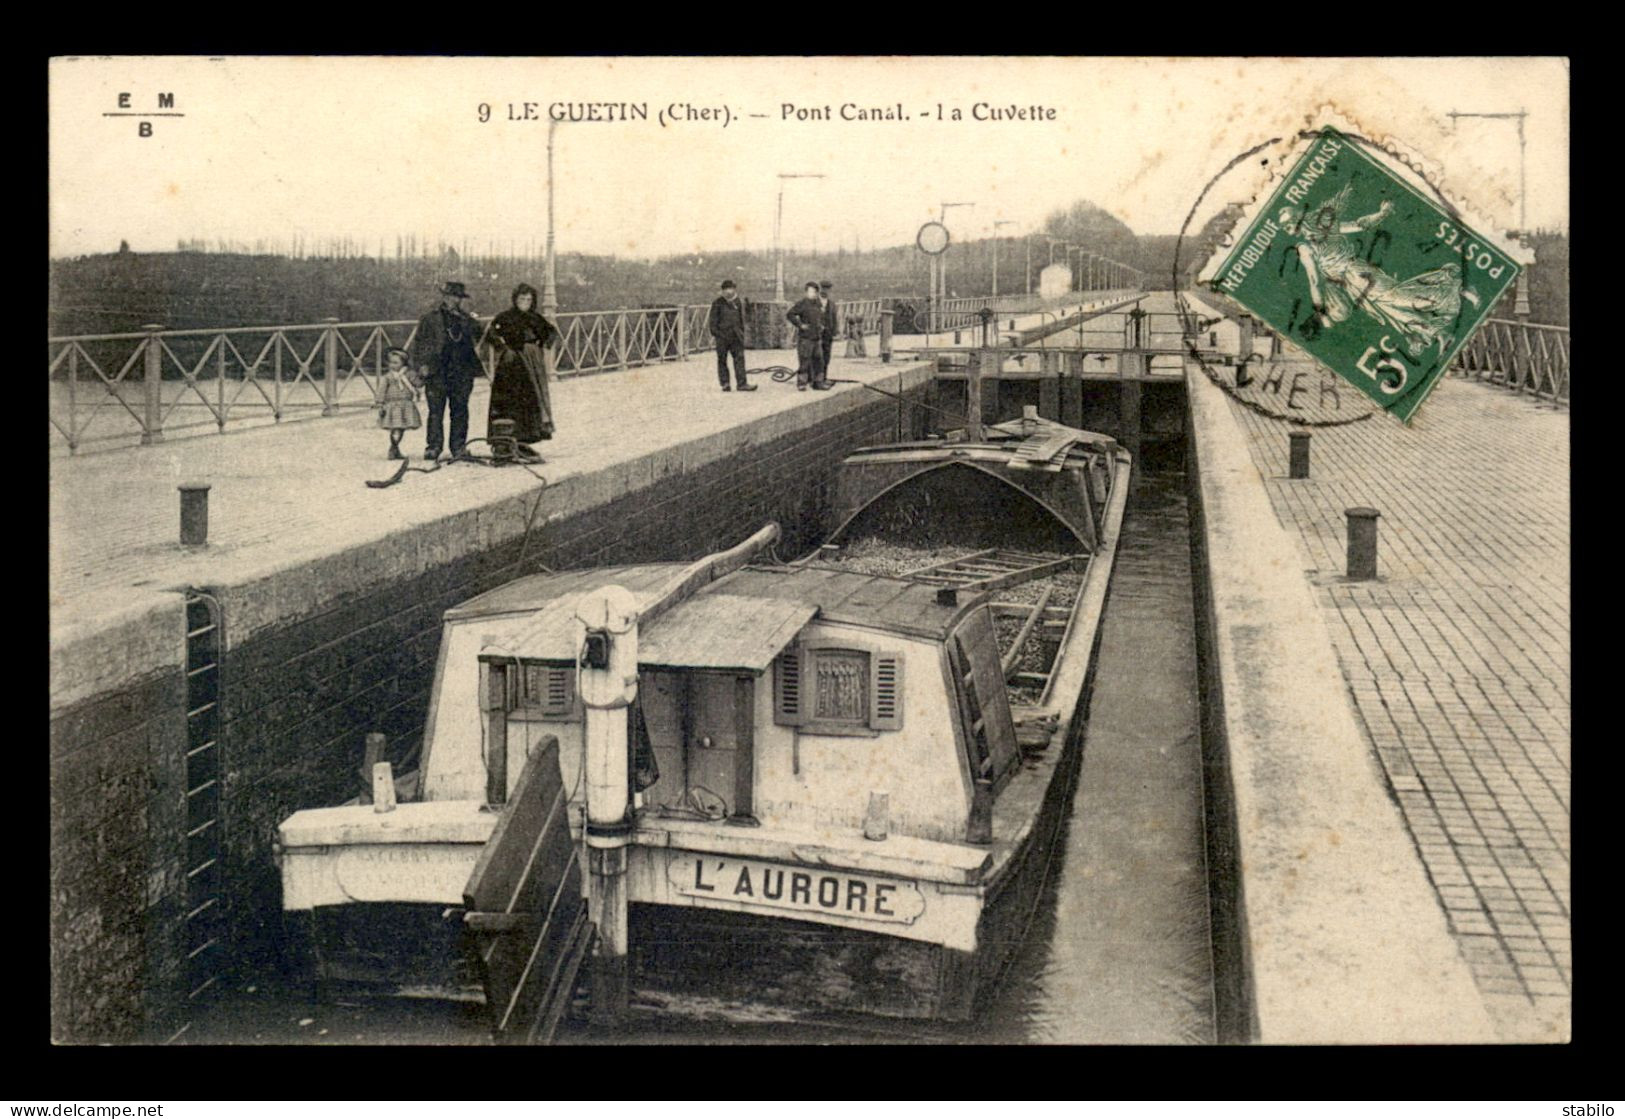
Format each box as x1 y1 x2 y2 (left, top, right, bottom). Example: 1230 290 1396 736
1210 127 1519 421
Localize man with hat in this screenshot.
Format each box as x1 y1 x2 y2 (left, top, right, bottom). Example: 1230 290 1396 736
785 281 829 391
817 280 838 386
411 281 484 461
707 279 755 392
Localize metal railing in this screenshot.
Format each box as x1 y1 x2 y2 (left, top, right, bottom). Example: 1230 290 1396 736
927 294 1043 332
1451 318 1570 405
48 308 709 452
49 318 435 453
49 290 1152 453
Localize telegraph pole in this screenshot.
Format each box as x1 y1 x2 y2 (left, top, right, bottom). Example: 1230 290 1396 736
543 117 561 319
939 201 975 297
774 173 826 302
991 221 1016 297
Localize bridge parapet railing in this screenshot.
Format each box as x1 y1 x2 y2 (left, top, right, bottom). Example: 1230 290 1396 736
48 305 723 453
926 290 1148 334
1450 318 1570 405
928 294 1043 332
681 297 893 352
47 318 455 454
50 293 1165 453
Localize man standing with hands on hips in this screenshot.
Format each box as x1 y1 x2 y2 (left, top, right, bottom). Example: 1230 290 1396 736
412 280 484 462
708 279 755 392
786 281 830 390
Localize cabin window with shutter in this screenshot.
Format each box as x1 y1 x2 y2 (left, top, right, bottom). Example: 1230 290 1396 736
515 661 580 721
775 641 903 735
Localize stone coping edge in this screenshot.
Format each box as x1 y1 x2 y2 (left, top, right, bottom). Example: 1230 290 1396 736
1186 364 1494 1044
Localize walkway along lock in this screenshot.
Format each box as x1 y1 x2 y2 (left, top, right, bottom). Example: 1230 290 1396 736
179 482 210 546
1346 507 1381 580
1289 431 1312 479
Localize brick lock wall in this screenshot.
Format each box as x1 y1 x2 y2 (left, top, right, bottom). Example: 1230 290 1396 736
50 665 190 1043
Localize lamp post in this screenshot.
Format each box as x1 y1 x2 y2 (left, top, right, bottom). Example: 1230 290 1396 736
543 117 562 319
774 173 826 302
992 220 1016 297
1025 237 1033 294
939 201 975 298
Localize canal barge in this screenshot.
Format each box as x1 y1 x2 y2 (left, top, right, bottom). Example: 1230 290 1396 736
277 408 1130 1034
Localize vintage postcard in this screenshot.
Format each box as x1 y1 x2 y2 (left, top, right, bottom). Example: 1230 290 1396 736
48 56 1569 1048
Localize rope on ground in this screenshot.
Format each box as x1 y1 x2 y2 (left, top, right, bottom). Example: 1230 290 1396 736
363 436 554 576
756 363 973 429
835 378 972 428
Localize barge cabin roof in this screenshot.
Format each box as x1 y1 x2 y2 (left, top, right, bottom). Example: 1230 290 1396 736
449 561 974 662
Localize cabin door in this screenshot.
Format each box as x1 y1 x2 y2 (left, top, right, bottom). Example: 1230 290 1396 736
638 670 756 823
680 672 756 823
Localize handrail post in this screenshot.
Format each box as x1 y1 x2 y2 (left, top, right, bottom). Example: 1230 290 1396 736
141 323 165 445
65 344 79 455
615 313 628 371
216 334 228 432
676 305 689 360
321 317 340 415
966 349 985 441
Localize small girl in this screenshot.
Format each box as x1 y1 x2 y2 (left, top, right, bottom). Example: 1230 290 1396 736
377 347 422 460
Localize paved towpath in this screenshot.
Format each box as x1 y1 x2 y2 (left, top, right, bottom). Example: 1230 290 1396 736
48 342 921 626
1224 346 1570 1042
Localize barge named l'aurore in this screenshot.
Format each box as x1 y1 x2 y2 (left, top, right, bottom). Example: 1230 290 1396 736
277 406 1130 1038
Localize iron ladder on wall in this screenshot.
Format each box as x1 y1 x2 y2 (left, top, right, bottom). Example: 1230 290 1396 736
180 591 226 1023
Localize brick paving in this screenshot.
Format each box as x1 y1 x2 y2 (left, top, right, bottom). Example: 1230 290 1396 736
1225 363 1570 1042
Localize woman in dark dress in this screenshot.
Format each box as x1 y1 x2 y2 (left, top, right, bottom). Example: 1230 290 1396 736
487 282 558 445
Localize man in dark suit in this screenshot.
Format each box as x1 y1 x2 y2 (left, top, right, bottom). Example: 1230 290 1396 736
411 281 485 461
817 280 838 385
707 280 755 392
785 281 828 391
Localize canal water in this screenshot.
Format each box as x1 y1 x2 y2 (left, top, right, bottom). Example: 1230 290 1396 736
181 471 1213 1046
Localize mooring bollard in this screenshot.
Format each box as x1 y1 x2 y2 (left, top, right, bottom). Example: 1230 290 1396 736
1346 507 1381 580
879 309 895 363
1289 430 1312 479
179 482 210 546
489 417 517 464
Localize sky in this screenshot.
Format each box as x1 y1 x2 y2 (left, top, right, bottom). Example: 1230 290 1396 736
49 56 1569 260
